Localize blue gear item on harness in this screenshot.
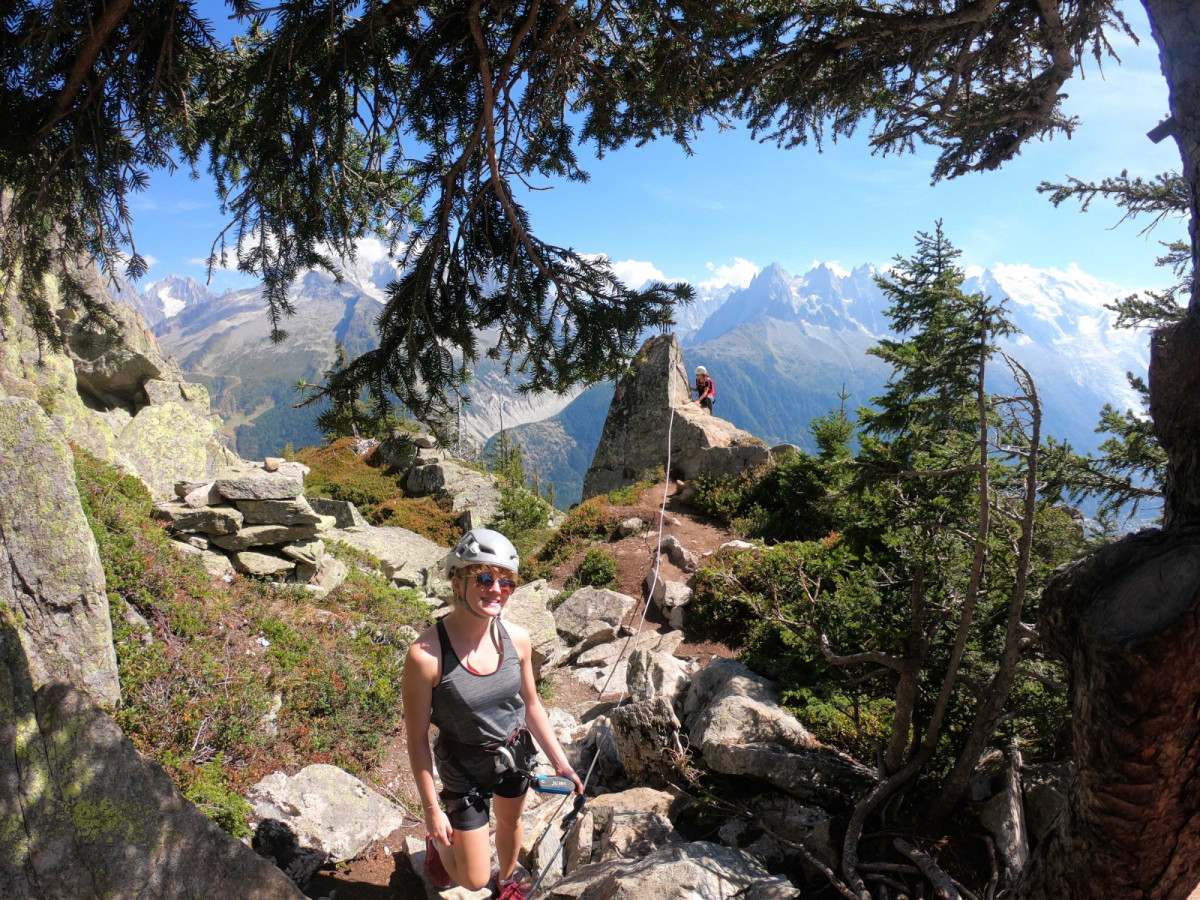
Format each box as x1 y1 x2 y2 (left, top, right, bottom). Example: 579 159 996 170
534 775 576 794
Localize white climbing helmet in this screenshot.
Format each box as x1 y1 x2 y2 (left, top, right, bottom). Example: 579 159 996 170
442 528 520 576
695 365 707 376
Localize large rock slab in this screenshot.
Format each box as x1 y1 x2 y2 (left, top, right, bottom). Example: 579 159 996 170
683 658 877 807
237 496 324 526
504 579 565 678
611 697 687 790
308 496 370 529
0 397 119 705
115 400 237 501
0 622 302 900
153 500 244 535
211 524 324 551
582 334 770 500
248 764 407 864
327 525 449 592
215 464 306 501
66 292 182 404
547 841 798 900
406 456 504 526
554 586 637 645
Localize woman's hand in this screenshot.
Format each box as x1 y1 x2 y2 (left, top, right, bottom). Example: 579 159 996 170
555 762 585 795
425 805 454 846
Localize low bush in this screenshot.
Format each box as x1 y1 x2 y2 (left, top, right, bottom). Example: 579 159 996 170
523 498 619 582
691 452 835 542
572 546 619 589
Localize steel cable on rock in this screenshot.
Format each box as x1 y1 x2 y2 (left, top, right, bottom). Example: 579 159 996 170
524 352 685 897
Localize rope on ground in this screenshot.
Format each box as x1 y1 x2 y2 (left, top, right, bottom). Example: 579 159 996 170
526 353 683 897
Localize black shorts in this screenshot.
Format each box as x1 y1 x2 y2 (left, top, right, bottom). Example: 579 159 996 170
434 730 535 831
700 396 714 412
439 768 531 831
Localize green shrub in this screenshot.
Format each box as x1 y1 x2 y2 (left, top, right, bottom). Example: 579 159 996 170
691 453 836 542
606 468 663 505
524 499 619 581
573 547 618 589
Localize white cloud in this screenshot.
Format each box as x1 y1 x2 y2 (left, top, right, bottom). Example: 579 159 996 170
700 257 759 290
610 258 667 288
188 255 241 272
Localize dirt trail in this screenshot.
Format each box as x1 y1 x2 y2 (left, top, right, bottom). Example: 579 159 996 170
306 482 737 899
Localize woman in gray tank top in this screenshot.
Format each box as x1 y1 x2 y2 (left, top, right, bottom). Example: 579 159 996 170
404 529 582 899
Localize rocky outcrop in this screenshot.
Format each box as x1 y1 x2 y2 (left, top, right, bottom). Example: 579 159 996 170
582 334 771 500
0 262 237 501
0 618 302 900
548 841 798 899
325 523 449 593
0 397 120 706
683 658 877 807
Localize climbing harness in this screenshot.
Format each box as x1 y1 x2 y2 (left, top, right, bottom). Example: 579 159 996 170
437 725 538 814
524 352 684 896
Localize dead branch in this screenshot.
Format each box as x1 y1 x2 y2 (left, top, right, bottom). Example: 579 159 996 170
893 838 961 900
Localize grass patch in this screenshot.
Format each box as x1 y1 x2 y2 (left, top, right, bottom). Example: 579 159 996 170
75 448 433 837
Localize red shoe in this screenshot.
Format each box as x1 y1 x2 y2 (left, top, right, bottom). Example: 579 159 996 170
495 876 529 900
424 835 454 890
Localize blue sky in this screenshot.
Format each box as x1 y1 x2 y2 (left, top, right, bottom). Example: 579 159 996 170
132 2 1182 298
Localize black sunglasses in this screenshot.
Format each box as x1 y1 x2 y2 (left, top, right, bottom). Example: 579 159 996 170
474 572 517 594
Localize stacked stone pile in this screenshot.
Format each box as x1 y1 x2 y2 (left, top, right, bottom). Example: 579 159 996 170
153 457 347 594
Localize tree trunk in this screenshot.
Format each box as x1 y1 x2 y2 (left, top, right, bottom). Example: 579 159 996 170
1013 3 1200 894
1144 0 1200 528
1012 528 1200 898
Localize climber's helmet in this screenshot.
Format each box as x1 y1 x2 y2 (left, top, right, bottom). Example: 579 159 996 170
695 366 707 376
441 528 520 577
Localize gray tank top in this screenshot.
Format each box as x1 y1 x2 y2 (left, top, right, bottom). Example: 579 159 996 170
431 619 525 745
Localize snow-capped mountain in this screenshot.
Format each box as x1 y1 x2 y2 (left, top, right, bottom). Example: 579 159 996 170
969 263 1147 414
511 259 1153 504
146 267 584 456
111 253 1152 504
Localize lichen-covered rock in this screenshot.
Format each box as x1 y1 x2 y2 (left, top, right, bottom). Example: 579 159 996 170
504 579 563 678
229 550 296 576
247 764 407 864
153 500 244 535
281 538 325 566
301 555 349 600
215 466 305 501
626 649 690 707
238 496 323 526
116 401 237 500
553 586 637 645
610 698 686 789
548 841 797 900
683 658 876 807
172 541 237 579
307 497 370 529
406 456 505 527
326 525 449 592
0 622 303 900
66 293 182 404
0 397 119 706
211 524 323 551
